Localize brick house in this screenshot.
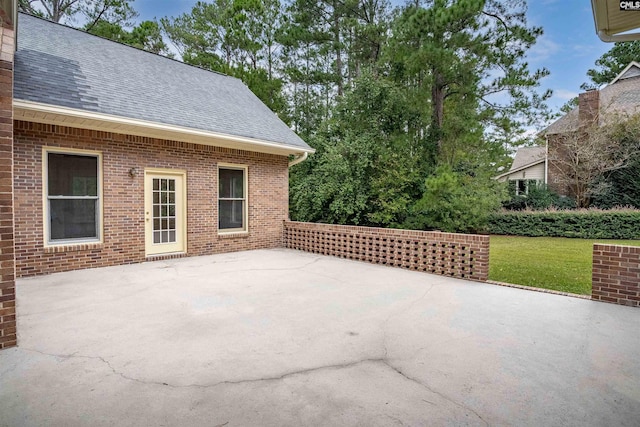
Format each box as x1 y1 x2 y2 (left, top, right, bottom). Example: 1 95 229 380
0 8 313 348
544 62 640 201
497 62 640 200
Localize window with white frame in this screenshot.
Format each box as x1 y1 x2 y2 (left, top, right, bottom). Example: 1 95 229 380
218 165 247 232
45 151 101 244
512 179 539 196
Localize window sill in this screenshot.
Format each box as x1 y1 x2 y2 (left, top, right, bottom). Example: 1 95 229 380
44 242 103 253
218 231 249 239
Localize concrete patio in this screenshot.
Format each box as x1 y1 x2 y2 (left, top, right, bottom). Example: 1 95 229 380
1 248 639 426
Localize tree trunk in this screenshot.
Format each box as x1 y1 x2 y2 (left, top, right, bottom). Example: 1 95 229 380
333 1 343 97
431 69 445 152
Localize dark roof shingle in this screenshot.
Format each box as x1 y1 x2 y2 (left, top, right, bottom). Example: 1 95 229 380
14 13 311 151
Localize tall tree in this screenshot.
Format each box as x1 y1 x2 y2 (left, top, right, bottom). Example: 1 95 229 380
581 40 640 90
160 0 288 116
290 72 423 226
386 0 551 162
89 19 171 55
18 0 137 31
280 0 392 136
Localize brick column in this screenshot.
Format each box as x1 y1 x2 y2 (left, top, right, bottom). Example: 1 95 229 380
592 244 640 307
0 11 16 349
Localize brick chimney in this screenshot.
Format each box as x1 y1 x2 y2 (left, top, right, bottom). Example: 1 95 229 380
578 89 600 126
0 0 16 350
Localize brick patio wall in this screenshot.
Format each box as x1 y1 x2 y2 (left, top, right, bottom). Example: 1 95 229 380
283 221 489 281
0 21 16 349
14 121 289 277
592 244 640 307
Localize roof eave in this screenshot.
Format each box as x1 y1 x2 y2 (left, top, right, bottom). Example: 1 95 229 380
494 159 546 180
592 0 640 42
13 99 315 156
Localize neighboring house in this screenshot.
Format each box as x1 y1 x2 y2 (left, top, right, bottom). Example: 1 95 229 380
497 61 640 198
2 11 314 279
494 146 546 195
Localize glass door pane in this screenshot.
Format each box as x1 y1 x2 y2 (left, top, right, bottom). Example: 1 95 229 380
152 178 177 244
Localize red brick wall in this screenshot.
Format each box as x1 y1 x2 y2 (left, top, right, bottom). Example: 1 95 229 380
14 121 289 277
284 221 490 281
0 23 15 349
592 244 640 307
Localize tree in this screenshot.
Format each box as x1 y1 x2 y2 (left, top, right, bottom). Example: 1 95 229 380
405 166 507 233
89 19 171 55
289 72 423 226
160 0 289 116
548 113 640 208
386 0 551 159
582 40 640 90
18 0 137 31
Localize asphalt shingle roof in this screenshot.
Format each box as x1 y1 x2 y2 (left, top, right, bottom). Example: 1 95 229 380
509 146 545 171
544 64 640 135
14 13 311 151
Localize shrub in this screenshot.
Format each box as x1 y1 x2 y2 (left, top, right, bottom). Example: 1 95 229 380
405 167 507 233
487 208 640 239
502 185 576 211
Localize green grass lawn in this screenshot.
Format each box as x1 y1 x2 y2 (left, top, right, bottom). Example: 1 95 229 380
488 236 640 295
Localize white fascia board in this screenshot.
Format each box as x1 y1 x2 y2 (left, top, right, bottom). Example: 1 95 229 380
13 100 315 156
494 159 545 180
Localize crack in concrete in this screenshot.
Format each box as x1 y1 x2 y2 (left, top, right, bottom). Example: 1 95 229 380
18 346 487 425
19 347 384 389
376 285 488 426
381 285 434 360
379 359 489 427
16 274 487 425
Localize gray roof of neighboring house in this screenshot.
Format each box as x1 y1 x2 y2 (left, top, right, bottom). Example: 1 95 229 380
509 146 545 171
544 63 640 135
494 146 545 180
14 13 311 151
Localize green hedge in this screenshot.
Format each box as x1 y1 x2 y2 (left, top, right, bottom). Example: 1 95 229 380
487 209 640 239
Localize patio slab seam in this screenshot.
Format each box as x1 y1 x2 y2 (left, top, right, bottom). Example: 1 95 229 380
486 280 591 300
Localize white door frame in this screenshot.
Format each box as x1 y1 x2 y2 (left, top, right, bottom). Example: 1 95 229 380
144 168 187 256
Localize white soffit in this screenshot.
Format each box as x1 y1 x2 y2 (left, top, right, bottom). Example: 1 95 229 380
593 0 640 41
13 100 315 156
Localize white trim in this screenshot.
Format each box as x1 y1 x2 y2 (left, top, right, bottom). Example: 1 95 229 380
609 61 640 84
592 0 640 42
598 30 640 43
42 147 104 248
144 168 187 257
288 152 308 167
14 100 315 156
494 159 545 180
218 163 248 235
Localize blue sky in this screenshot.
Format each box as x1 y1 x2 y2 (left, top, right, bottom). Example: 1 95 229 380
134 0 613 113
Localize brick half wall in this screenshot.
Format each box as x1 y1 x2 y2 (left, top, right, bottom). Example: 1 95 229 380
284 221 489 281
592 244 640 307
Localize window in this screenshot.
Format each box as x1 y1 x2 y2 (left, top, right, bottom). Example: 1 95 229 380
512 179 540 196
45 150 101 244
218 165 247 232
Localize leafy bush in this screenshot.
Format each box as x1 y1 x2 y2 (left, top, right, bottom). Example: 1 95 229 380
590 157 640 209
487 208 640 239
404 167 507 233
502 185 576 211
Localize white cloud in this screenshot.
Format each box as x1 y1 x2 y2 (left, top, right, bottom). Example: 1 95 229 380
554 89 579 100
527 35 561 65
